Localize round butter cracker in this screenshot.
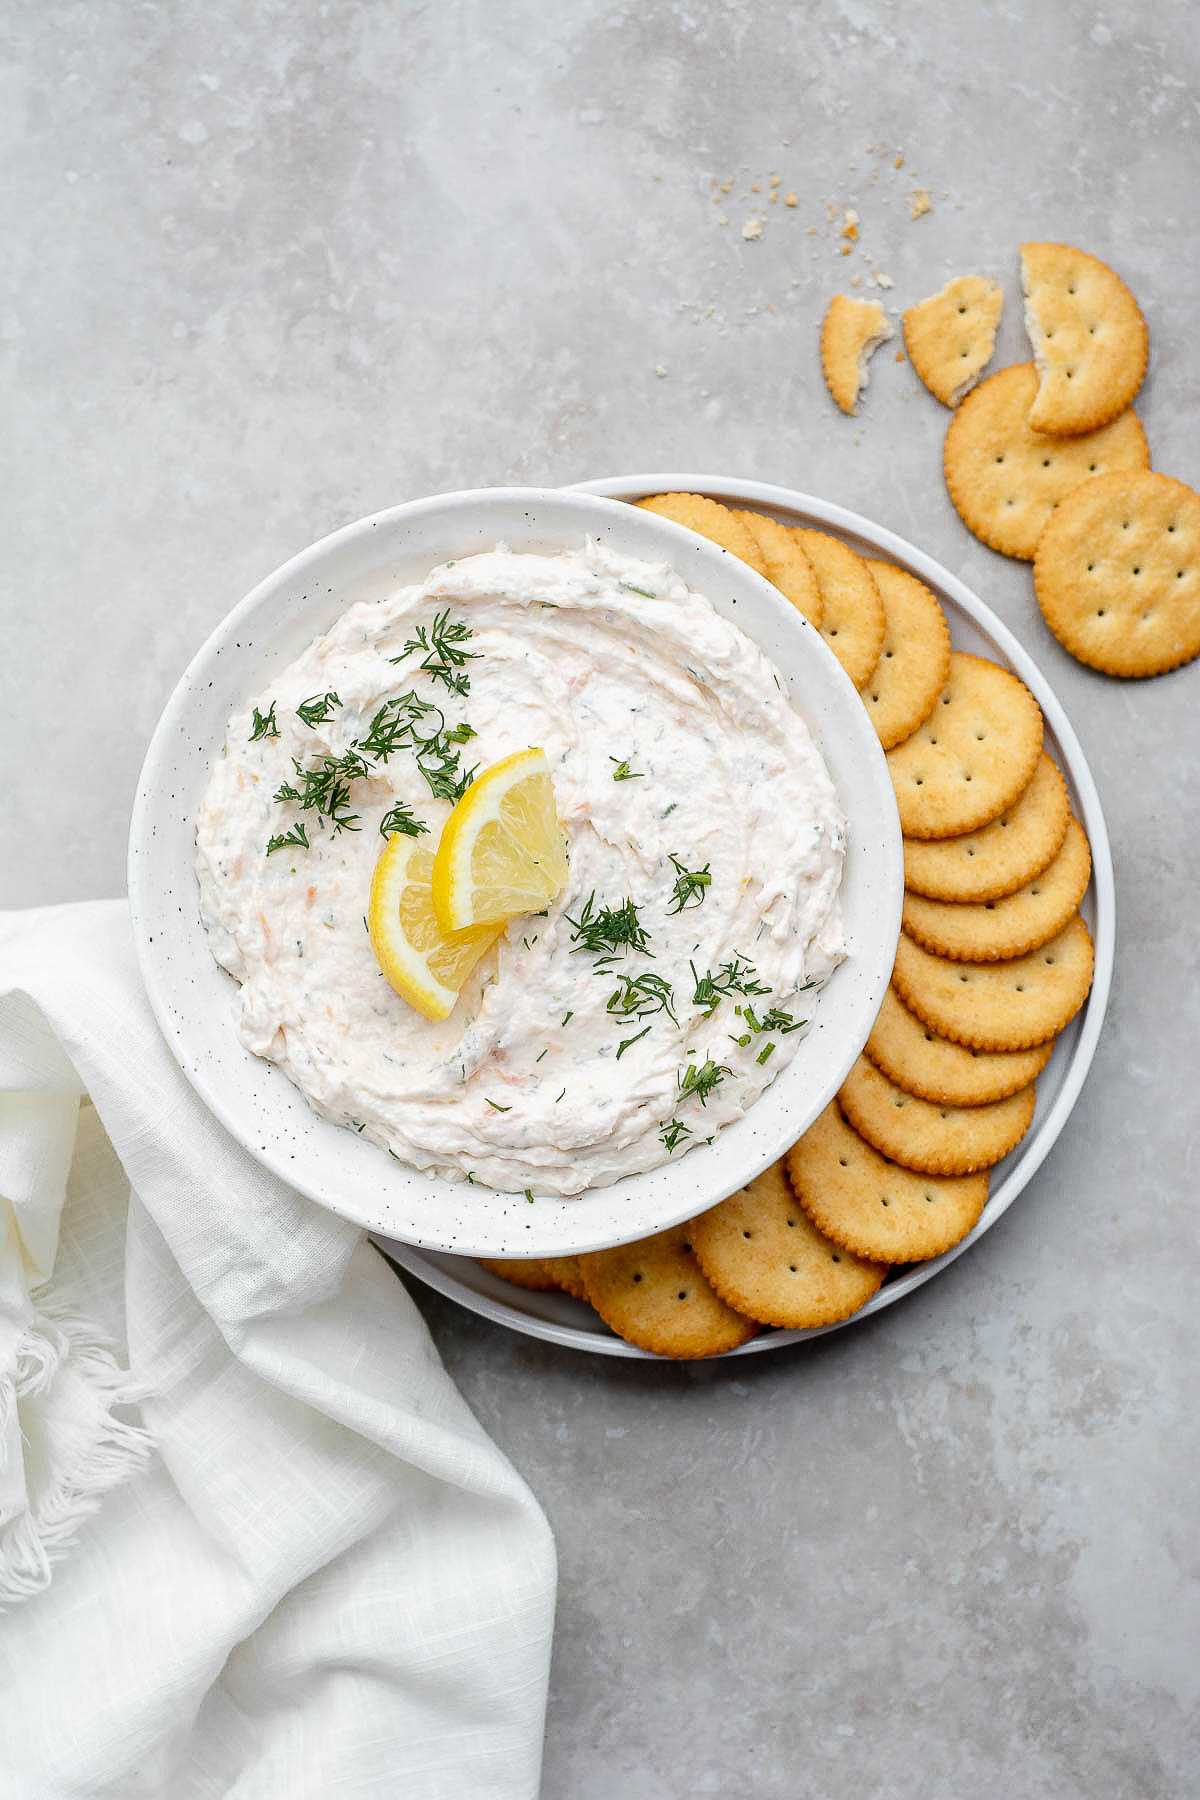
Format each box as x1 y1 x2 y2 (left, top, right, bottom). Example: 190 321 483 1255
787 1102 989 1264
865 985 1053 1107
903 274 1004 408
944 363 1150 561
733 508 824 624
1033 469 1200 678
578 1224 757 1358
861 561 952 749
902 815 1091 961
903 753 1070 902
839 1054 1037 1176
892 914 1094 1052
1020 242 1148 435
821 294 895 415
690 1158 885 1329
636 492 769 577
792 528 886 687
478 1257 560 1292
887 652 1043 839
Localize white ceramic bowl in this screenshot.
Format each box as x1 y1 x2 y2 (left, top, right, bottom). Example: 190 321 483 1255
128 486 902 1257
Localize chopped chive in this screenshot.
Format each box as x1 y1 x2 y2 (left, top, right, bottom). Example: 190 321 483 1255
485 1097 512 1113
616 1024 652 1059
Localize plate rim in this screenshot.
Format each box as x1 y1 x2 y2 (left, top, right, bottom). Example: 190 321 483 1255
378 471 1115 1359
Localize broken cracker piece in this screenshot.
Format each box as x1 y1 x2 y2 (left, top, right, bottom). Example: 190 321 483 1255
909 188 932 219
903 274 1004 407
821 295 895 415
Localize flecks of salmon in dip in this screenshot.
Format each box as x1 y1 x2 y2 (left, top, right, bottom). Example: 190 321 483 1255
196 540 846 1195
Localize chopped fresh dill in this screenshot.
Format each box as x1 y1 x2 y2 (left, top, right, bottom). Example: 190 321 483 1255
619 581 656 600
390 608 478 696
561 1010 574 1027
689 955 771 1017
666 853 712 915
555 1087 566 1104
661 801 678 817
484 1097 512 1113
524 1188 535 1204
677 1058 730 1106
535 1047 549 1062
379 802 428 839
756 1042 776 1065
605 971 677 1024
658 1117 692 1153
445 720 477 744
615 1024 651 1059
565 893 652 960
609 756 644 782
281 754 362 834
296 690 342 729
273 779 301 804
266 822 310 855
249 702 279 741
356 692 427 761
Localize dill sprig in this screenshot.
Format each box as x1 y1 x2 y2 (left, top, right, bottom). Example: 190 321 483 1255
485 1097 512 1113
379 802 428 839
356 692 427 761
609 756 643 782
566 893 652 962
658 1117 692 1153
620 581 656 600
284 754 363 834
615 1024 651 1059
296 691 342 729
666 853 712 915
677 1058 730 1106
249 702 279 741
605 971 677 1024
689 956 772 1017
266 822 309 855
391 608 478 697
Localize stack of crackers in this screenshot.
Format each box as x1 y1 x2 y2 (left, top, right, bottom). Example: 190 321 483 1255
824 242 1200 680
478 488 1097 1356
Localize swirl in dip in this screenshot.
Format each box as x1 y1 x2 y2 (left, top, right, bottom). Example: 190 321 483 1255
196 540 846 1196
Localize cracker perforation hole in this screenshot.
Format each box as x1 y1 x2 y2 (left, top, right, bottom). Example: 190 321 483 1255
676 1289 688 1301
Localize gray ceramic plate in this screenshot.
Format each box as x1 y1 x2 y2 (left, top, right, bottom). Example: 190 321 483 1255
375 474 1114 1355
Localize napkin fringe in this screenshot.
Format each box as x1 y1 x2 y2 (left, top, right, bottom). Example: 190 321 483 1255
0 1298 154 1608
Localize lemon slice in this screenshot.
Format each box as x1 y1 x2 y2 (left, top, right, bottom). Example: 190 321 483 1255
369 833 504 1022
432 747 569 931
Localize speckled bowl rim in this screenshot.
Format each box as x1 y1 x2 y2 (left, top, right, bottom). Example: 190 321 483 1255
375 473 1115 1356
128 485 903 1257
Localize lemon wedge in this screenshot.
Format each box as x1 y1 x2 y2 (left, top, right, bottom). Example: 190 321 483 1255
369 833 504 1022
432 747 569 931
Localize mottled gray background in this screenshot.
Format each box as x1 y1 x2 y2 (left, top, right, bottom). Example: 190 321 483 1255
3 2 1198 1795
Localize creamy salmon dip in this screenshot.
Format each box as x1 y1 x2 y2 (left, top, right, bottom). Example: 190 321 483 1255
196 540 846 1195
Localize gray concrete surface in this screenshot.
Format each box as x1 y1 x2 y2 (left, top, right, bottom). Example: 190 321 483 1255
4 2 1198 1795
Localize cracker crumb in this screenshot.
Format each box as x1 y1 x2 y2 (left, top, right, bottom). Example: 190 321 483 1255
894 153 905 169
716 212 729 226
805 223 817 234
769 190 779 204
654 364 668 378
840 243 853 255
894 350 906 361
750 181 761 193
785 191 798 208
909 187 932 219
873 271 894 289
719 178 733 193
850 274 863 288
742 217 764 241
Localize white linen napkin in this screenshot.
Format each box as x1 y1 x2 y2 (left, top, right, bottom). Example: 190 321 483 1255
0 901 555 1800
